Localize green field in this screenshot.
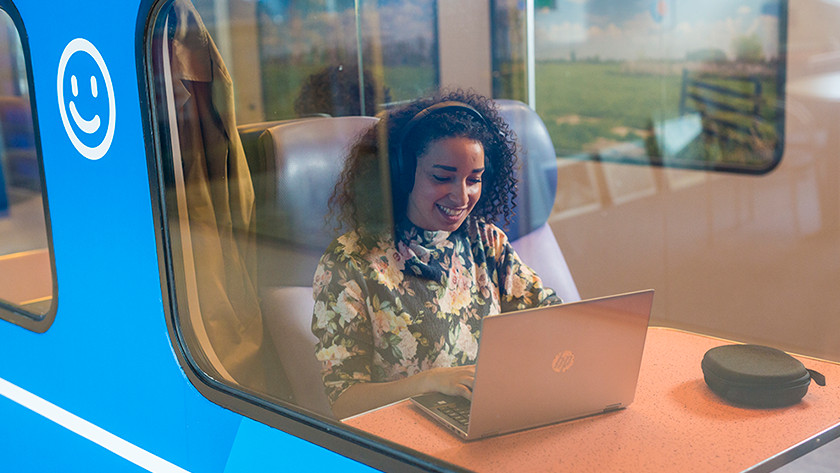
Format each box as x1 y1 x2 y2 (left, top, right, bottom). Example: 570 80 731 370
258 59 782 170
260 61 436 120
533 61 782 169
536 62 681 152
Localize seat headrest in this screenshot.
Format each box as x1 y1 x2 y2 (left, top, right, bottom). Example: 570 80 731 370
238 119 297 172
258 116 378 250
495 99 558 241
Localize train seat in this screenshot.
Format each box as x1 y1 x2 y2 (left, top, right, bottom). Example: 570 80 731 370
253 117 378 290
237 120 292 171
258 102 578 418
238 117 321 247
256 117 377 417
496 99 580 303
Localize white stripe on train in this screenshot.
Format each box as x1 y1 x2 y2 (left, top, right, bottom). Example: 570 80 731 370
0 376 188 473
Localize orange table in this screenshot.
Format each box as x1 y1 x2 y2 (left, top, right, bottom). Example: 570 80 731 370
345 327 840 472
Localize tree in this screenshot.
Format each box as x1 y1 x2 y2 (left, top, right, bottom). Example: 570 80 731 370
733 34 763 63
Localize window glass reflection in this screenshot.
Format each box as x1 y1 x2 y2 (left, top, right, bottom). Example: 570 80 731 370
0 8 54 321
255 0 437 120
532 0 785 172
150 0 566 422
151 0 443 415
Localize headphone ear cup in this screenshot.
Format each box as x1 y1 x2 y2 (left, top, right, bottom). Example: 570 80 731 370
394 146 413 193
481 154 494 197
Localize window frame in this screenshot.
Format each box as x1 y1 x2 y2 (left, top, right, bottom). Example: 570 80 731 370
501 0 789 176
136 1 467 470
0 0 58 333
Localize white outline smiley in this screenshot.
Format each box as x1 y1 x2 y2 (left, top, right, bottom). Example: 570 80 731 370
57 38 116 161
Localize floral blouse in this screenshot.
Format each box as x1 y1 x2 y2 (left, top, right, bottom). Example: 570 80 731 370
311 218 561 405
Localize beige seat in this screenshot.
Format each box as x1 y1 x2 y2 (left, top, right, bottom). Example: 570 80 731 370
253 117 376 417
496 99 579 302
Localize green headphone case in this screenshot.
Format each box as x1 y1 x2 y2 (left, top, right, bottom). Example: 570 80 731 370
701 344 826 408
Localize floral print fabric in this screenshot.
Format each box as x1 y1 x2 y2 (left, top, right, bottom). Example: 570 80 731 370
311 218 561 405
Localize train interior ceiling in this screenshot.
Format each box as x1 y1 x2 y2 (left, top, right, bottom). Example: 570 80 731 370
2 0 840 411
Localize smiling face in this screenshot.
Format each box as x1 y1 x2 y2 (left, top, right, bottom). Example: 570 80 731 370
68 73 101 134
57 38 116 160
406 137 485 232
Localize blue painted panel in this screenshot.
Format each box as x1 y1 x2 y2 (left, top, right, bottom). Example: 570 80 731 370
0 1 363 470
0 392 151 473
225 418 376 472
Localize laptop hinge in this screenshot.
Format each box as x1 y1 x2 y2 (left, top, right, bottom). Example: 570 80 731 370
603 403 623 413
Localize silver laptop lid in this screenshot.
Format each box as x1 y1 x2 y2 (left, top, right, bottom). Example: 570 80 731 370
466 289 654 439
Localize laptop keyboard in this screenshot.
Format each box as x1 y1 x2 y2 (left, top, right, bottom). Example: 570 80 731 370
439 403 471 429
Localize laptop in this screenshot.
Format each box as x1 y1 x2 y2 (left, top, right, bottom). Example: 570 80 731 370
410 289 654 440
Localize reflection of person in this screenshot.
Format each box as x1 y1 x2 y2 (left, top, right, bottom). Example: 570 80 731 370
311 90 561 418
293 64 389 117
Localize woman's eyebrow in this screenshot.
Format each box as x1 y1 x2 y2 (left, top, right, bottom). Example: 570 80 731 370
431 164 485 173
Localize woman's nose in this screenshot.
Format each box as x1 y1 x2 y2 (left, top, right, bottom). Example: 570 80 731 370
450 180 469 205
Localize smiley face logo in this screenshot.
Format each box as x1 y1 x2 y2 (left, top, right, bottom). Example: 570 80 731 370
57 38 116 160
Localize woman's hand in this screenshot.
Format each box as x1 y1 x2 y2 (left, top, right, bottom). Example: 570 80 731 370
417 365 476 400
331 364 476 418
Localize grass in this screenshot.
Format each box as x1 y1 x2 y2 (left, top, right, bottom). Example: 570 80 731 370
259 61 435 119
257 59 782 170
533 61 782 169
535 62 680 151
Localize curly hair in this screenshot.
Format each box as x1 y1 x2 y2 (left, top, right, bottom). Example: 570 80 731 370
328 89 519 237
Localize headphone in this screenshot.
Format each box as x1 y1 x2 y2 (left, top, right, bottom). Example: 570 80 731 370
393 101 495 192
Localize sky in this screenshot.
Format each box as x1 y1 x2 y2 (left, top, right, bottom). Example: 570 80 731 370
535 0 783 61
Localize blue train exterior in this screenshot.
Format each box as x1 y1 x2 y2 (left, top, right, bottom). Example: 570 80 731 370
0 1 372 470
2 0 840 471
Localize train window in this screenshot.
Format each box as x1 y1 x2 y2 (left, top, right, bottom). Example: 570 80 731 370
0 5 55 331
256 0 438 119
146 0 790 468
146 0 455 467
148 0 438 386
493 0 787 174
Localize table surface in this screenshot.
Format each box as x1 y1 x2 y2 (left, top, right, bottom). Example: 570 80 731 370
344 327 840 472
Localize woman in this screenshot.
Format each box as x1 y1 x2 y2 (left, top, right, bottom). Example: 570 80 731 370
311 90 561 418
